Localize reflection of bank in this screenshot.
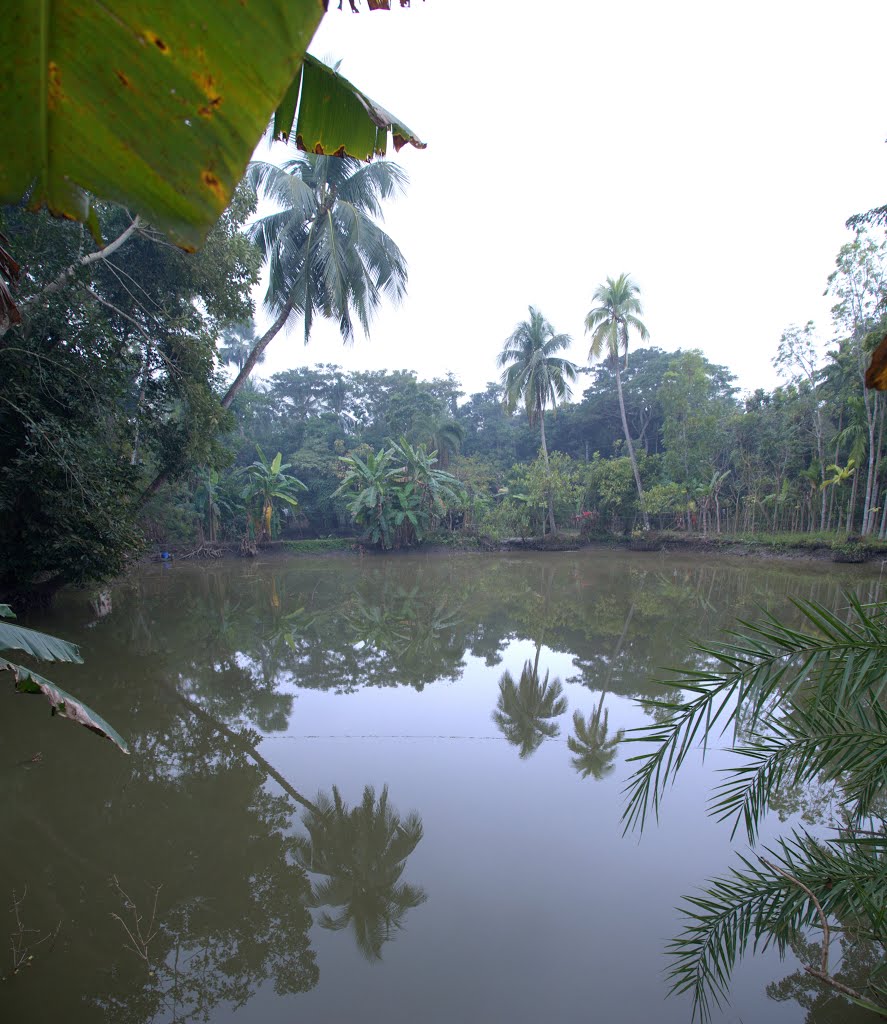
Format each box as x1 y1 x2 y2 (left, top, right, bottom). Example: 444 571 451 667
293 785 427 962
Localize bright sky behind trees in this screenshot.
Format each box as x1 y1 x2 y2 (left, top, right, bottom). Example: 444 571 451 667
253 0 887 398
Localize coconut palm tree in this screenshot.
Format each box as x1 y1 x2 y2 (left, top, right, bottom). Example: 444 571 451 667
221 154 409 410
292 785 427 962
586 274 651 530
497 307 577 534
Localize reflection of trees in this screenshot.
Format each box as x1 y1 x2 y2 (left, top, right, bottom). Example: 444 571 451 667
3 708 319 1024
768 932 882 1024
568 704 623 780
7 550 882 1020
70 554 878 711
493 649 568 759
293 785 427 962
344 584 465 690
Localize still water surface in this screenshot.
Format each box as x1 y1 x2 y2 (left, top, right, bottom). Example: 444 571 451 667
2 550 883 1023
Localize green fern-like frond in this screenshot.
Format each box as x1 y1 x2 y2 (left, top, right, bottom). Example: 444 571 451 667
623 595 887 834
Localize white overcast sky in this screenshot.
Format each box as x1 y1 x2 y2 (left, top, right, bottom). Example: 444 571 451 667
248 1 887 400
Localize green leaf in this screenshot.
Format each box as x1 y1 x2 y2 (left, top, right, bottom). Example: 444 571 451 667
1 3 424 250
286 55 426 160
0 619 82 663
4 658 128 754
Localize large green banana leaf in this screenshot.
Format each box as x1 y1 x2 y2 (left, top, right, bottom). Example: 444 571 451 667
1 2 424 251
1 606 127 753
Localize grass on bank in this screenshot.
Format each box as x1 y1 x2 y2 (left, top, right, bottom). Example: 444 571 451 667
282 538 355 554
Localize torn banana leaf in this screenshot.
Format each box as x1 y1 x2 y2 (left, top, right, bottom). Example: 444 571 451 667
4 659 129 754
1 1 424 251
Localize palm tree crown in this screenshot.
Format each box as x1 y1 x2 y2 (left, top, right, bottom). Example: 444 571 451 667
497 306 577 424
497 306 577 535
219 154 409 412
585 272 649 365
248 154 409 345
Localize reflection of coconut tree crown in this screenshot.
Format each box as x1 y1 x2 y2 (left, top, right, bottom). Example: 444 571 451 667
293 785 427 962
568 706 624 780
492 655 568 759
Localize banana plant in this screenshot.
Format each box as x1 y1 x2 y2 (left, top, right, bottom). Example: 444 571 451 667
332 448 400 548
240 447 306 543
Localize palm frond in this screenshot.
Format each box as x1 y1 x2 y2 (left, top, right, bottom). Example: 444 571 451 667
623 595 887 834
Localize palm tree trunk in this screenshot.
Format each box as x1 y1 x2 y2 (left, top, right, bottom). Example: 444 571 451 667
222 302 292 410
137 303 293 507
169 684 318 814
538 409 557 535
849 471 859 534
615 362 650 530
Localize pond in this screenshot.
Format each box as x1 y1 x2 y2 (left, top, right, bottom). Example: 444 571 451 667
2 550 883 1023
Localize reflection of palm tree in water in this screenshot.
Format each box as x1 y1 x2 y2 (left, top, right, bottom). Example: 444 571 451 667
172 689 427 962
293 785 427 962
568 603 632 779
568 697 624 779
493 641 568 759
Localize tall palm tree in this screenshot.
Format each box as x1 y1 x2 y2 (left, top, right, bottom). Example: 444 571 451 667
586 273 651 531
497 306 577 534
221 154 409 410
568 705 624 780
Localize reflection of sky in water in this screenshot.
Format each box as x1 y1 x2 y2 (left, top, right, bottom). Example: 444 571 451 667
259 633 799 1023
8 551 882 1024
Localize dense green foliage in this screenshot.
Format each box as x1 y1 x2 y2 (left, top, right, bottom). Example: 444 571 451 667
0 190 259 598
3 158 887 595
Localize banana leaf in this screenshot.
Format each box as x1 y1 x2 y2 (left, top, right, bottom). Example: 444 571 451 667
4 658 129 754
2 1 425 250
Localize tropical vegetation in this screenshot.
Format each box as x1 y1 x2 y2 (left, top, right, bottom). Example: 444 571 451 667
0 1 424 263
0 605 127 753
586 273 652 530
624 596 887 1021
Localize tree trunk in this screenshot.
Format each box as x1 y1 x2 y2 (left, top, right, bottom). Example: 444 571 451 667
538 406 557 536
170 685 318 814
222 302 293 410
615 361 650 530
138 303 293 507
848 471 859 535
862 389 878 535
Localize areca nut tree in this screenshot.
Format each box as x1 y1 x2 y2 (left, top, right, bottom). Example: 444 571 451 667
586 273 651 531
497 306 578 535
222 154 409 409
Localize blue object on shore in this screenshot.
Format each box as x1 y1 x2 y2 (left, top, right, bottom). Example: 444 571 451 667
161 551 170 560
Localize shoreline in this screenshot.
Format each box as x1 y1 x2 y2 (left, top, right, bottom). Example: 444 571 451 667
142 532 887 568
